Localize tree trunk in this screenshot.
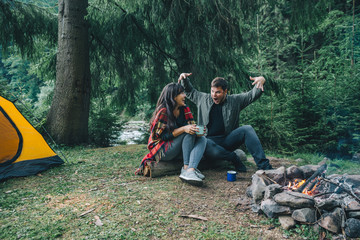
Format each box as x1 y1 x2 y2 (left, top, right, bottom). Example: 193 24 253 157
47 0 90 145
351 0 355 67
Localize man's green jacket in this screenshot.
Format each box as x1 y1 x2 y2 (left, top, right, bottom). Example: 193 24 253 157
180 78 263 135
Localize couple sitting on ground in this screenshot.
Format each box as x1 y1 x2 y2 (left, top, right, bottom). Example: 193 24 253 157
136 73 273 186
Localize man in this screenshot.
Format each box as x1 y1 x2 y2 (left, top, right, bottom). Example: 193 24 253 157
178 73 272 172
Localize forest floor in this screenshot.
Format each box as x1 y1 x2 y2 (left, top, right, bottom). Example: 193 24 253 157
1 145 354 240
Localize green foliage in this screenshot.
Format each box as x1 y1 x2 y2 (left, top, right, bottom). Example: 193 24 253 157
88 105 123 147
242 0 360 156
1 52 41 101
0 48 11 97
285 0 331 32
33 81 53 118
87 0 147 115
1 0 359 156
0 46 50 134
284 224 326 240
0 0 57 56
129 0 259 90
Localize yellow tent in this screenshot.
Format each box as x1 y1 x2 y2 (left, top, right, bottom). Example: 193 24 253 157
0 96 63 181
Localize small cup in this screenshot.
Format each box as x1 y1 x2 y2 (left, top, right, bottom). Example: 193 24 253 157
196 125 205 136
227 170 237 182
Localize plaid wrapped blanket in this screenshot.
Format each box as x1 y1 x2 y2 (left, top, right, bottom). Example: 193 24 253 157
135 106 195 175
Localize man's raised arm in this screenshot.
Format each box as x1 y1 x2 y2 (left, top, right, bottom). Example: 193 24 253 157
178 73 194 92
178 73 205 104
232 76 265 109
250 76 266 91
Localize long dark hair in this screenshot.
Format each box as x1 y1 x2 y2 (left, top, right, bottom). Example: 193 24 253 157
150 83 185 131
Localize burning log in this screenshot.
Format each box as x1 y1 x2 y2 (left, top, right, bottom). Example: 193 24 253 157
295 164 327 193
306 176 321 193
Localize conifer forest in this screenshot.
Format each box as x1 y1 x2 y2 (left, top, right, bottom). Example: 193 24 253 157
1 0 359 158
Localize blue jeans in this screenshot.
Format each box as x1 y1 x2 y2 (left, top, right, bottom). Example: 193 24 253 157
162 133 206 169
205 125 272 170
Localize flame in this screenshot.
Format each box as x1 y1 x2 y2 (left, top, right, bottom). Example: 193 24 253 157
287 179 306 190
287 178 320 196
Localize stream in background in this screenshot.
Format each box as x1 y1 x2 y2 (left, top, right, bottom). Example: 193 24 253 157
117 120 148 145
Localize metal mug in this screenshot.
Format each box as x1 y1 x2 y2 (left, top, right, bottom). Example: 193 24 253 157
227 170 237 182
196 125 205 136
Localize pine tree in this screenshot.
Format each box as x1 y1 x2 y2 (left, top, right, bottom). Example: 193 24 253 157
46 0 91 145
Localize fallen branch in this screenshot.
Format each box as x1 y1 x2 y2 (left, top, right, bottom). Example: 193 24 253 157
79 208 96 217
320 177 360 203
259 172 278 185
179 214 208 221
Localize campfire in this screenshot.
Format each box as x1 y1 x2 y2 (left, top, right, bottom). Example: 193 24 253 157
286 164 327 196
246 162 360 238
287 178 320 196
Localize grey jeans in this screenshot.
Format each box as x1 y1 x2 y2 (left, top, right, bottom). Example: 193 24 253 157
162 133 206 169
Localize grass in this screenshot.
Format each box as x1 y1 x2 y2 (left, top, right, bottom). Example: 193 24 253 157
1 145 359 239
276 152 360 175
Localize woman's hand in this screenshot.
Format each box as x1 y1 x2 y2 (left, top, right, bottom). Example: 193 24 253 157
183 124 198 135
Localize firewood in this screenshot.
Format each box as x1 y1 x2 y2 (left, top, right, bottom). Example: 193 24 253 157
295 164 327 193
319 177 360 203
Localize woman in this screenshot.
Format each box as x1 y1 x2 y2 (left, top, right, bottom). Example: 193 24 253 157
136 83 206 185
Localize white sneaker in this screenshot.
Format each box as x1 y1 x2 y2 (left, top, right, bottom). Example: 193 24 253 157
179 170 203 186
194 168 205 180
234 149 247 162
181 167 205 180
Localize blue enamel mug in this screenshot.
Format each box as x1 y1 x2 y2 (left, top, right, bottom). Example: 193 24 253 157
227 170 237 182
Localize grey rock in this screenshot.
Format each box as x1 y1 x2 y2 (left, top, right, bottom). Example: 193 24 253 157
348 211 360 219
291 208 316 223
318 208 344 233
260 199 291 218
246 186 253 198
327 175 360 193
273 191 315 208
345 175 360 190
345 218 360 238
286 165 304 179
327 174 342 179
264 184 283 200
328 174 360 186
315 199 341 211
248 174 269 203
299 165 318 178
278 216 296 230
343 198 360 211
257 166 286 185
251 203 262 213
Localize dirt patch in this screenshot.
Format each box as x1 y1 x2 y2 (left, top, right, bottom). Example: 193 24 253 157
139 157 295 239
46 193 103 214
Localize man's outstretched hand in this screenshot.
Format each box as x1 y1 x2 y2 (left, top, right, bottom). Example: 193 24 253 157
178 73 192 83
250 76 266 91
